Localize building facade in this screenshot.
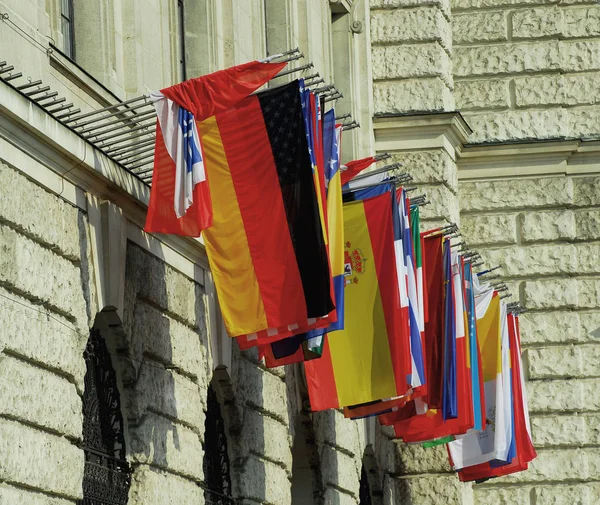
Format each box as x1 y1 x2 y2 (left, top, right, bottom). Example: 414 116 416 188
0 0 599 504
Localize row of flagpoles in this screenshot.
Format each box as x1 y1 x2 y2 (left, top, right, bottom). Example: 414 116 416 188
141 54 535 483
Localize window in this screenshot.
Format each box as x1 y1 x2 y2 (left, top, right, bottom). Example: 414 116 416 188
60 0 75 59
177 0 187 81
202 385 234 505
78 329 131 505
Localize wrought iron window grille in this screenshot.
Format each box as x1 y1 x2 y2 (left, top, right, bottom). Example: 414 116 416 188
78 329 131 505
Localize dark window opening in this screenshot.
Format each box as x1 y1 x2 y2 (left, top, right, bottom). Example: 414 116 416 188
78 329 131 505
202 385 234 505
359 465 372 505
60 0 75 59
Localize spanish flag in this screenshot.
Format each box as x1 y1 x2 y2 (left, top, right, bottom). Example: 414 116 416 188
304 191 410 410
198 81 334 338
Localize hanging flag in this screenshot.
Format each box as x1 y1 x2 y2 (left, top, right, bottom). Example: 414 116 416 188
198 80 333 338
305 191 409 410
340 156 378 186
145 59 286 235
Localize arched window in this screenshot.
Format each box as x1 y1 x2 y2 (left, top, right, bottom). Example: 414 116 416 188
78 329 131 505
359 465 372 505
202 384 234 505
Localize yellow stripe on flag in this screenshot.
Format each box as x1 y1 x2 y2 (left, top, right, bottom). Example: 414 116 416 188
329 200 396 406
478 295 502 382
328 170 344 277
314 167 328 246
199 116 268 336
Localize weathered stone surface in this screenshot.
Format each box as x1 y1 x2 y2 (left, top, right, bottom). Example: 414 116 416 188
235 457 291 504
461 213 517 245
370 0 450 12
509 448 600 482
0 484 74 505
527 344 600 379
418 184 460 223
371 7 451 51
479 244 578 277
391 474 473 505
563 7 600 38
374 78 453 114
518 311 582 345
577 243 600 274
512 8 563 39
522 278 578 309
453 12 507 45
322 446 360 495
0 418 83 499
124 365 203 432
313 409 361 456
455 41 600 78
0 286 86 390
460 177 572 212
323 488 358 505
453 0 557 9
473 486 532 505
0 225 87 326
0 162 81 262
0 355 81 439
390 149 457 190
579 312 600 341
521 210 576 242
455 79 510 111
534 484 599 505
131 300 206 381
531 413 598 447
515 74 600 107
527 378 600 412
129 466 203 505
395 442 452 474
126 244 203 329
573 177 600 207
240 409 292 470
575 210 600 239
372 44 451 81
129 413 204 480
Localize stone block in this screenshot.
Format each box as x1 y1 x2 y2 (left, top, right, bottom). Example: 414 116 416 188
124 365 203 432
323 488 358 505
577 243 600 274
531 413 592 447
128 466 203 505
0 286 86 390
575 210 600 240
579 312 600 341
126 244 203 329
131 300 206 381
240 409 292 470
455 79 510 111
234 358 288 424
534 484 597 505
453 12 507 45
322 446 360 495
371 7 451 51
0 161 81 262
479 244 578 277
394 442 452 474
473 486 533 505
521 210 576 242
0 484 74 505
516 74 600 107
453 0 558 8
370 0 450 13
460 213 517 245
522 278 578 309
372 44 451 82
0 355 81 439
391 474 472 505
518 311 582 345
512 8 563 39
0 225 87 327
526 345 600 379
0 418 83 499
460 178 572 212
417 184 460 223
510 448 600 482
563 7 600 38
235 456 291 504
390 149 457 191
313 409 361 456
128 413 204 481
527 378 600 413
573 177 600 207
374 78 454 115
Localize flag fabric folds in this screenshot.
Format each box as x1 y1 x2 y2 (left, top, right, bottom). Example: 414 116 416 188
145 60 286 236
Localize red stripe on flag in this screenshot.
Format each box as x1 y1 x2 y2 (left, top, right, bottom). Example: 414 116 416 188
304 336 339 411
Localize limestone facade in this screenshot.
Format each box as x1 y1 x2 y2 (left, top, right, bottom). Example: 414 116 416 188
1 0 600 505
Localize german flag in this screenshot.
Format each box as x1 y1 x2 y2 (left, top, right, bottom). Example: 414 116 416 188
198 81 334 338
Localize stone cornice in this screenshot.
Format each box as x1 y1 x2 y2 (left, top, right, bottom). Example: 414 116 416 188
373 112 473 161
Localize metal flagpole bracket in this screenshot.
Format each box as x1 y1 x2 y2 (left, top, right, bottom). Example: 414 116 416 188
274 62 313 78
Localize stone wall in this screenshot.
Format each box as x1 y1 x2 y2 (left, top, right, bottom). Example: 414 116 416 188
452 0 600 142
460 173 600 505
